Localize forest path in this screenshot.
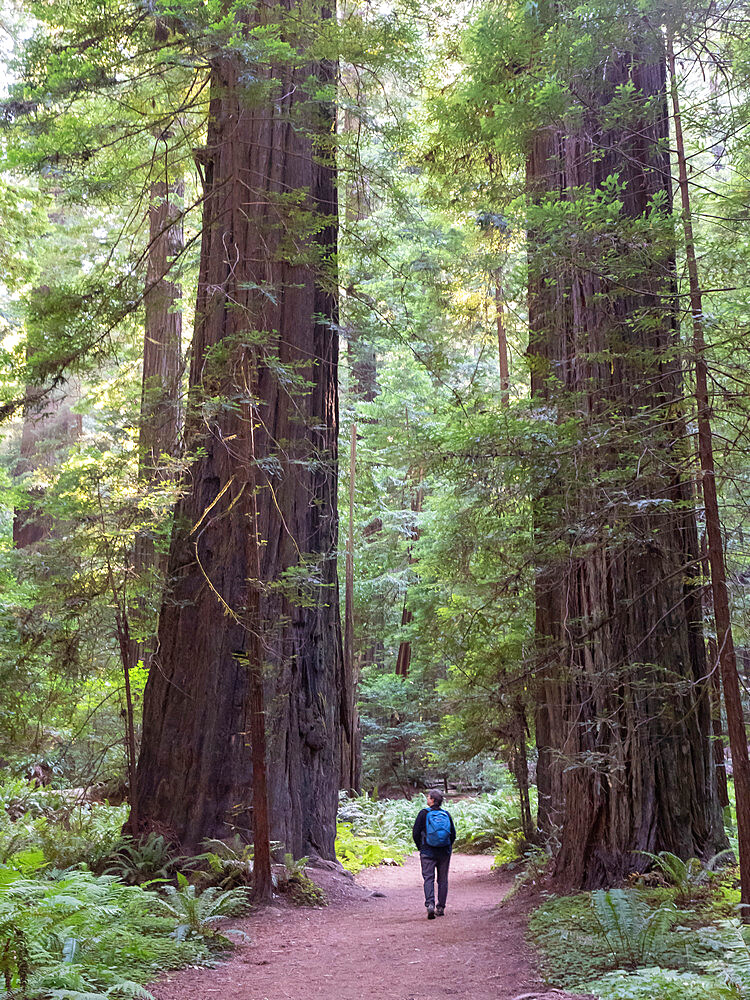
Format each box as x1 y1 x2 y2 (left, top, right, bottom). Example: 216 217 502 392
152 854 591 1000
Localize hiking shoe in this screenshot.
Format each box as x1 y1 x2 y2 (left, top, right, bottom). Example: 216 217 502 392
427 905 436 919
435 905 445 916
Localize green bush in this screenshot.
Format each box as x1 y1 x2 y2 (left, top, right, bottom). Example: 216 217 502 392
531 888 750 999
274 855 327 906
0 865 211 999
0 778 127 873
336 783 528 861
155 873 249 943
585 967 739 1000
335 822 405 874
103 834 179 886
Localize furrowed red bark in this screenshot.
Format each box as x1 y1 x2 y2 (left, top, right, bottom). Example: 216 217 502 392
668 34 750 913
530 28 725 886
132 4 342 858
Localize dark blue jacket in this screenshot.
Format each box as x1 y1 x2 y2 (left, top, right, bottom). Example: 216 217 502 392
412 806 456 856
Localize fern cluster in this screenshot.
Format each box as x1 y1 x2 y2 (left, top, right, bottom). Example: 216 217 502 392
336 785 525 865
531 885 750 1000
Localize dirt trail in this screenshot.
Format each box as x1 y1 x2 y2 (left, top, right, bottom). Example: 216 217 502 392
153 854 592 1000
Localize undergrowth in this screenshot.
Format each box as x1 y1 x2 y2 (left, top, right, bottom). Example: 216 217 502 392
0 779 253 1000
336 775 527 871
529 878 750 1000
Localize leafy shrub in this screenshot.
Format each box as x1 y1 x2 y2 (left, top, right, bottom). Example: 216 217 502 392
590 889 681 969
335 822 405 874
103 834 179 886
190 836 267 891
585 967 739 1000
0 865 210 999
638 850 735 906
0 779 127 873
274 854 327 906
531 888 750 998
155 873 249 942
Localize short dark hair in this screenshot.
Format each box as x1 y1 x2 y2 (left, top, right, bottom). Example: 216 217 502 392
427 788 444 806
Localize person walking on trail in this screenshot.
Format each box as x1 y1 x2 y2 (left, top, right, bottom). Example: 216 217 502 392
412 788 456 919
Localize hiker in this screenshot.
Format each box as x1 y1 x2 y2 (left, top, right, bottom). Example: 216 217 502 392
412 788 456 919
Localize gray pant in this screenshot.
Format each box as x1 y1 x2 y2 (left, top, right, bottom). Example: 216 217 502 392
420 850 451 908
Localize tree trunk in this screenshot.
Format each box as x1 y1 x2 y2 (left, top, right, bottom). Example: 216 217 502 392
495 273 509 406
340 421 361 794
14 327 81 549
394 466 423 679
132 8 343 859
134 172 183 575
530 31 725 887
130 164 184 672
668 33 750 909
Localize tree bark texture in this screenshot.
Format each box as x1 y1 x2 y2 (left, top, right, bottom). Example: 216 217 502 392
134 9 343 858
529 35 725 887
134 174 184 578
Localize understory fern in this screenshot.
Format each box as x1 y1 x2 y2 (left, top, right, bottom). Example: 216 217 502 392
155 873 249 942
590 888 680 968
0 866 212 999
531 887 750 1000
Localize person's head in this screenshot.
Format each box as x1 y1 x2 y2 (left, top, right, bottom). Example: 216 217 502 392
426 788 443 808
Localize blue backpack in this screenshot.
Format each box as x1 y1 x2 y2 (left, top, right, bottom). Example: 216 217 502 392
425 808 451 847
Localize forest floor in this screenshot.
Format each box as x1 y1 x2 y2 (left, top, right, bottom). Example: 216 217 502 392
151 854 595 1000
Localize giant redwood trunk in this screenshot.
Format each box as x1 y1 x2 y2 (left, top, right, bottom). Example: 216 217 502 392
133 6 343 858
529 28 725 886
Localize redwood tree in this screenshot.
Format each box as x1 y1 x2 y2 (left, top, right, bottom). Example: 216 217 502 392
133 3 343 858
528 19 726 885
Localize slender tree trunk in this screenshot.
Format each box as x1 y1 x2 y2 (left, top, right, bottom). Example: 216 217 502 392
246 409 272 899
340 422 360 793
132 5 342 858
14 343 81 549
710 637 730 809
701 535 731 810
131 159 184 671
495 273 510 406
668 34 749 909
530 29 725 886
512 700 533 842
394 467 423 678
134 172 183 570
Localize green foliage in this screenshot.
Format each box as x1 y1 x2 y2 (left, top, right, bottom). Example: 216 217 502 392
531 888 750 999
335 822 405 875
590 889 681 970
638 851 734 906
0 781 127 872
274 855 327 907
103 835 179 887
0 866 210 999
585 967 740 1000
155 873 249 944
190 837 257 891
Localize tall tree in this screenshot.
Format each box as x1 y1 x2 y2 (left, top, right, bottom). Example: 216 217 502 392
528 15 725 885
668 32 750 912
133 2 343 857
